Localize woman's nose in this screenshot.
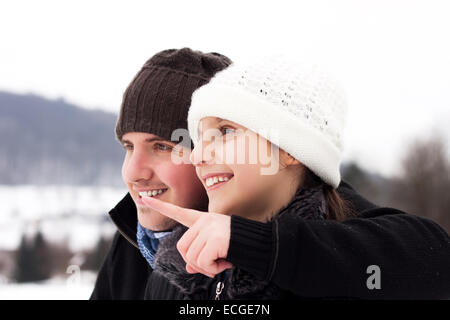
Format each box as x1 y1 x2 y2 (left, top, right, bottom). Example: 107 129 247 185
190 139 213 166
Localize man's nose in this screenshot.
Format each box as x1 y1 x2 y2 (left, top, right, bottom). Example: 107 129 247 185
123 149 155 183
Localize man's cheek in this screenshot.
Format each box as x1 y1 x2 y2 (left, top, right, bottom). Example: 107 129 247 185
164 164 202 197
157 163 191 190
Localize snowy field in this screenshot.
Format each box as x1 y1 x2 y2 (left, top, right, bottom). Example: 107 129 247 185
0 283 93 300
0 271 96 300
0 185 127 251
0 185 127 300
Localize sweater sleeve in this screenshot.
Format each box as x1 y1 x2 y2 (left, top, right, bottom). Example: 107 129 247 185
227 208 450 299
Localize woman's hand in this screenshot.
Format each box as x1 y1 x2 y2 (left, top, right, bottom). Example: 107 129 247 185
141 196 233 278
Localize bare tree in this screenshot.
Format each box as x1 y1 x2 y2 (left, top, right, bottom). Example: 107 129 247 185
390 133 450 233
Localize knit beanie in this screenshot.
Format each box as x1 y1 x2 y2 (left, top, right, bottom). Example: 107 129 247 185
187 56 347 188
115 48 231 143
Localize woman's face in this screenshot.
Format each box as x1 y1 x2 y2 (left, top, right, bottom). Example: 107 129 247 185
190 117 302 221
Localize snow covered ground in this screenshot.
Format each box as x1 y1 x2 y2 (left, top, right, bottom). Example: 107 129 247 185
0 185 128 299
0 271 96 300
0 283 93 300
0 185 127 251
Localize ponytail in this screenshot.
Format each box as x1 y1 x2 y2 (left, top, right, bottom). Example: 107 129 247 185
302 168 355 221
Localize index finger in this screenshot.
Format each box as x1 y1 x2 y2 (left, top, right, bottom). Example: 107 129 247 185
141 196 202 227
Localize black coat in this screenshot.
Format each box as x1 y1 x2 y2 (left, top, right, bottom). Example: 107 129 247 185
90 181 450 300
149 186 327 300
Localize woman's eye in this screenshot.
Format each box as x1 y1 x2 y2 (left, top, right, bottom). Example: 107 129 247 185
220 126 235 135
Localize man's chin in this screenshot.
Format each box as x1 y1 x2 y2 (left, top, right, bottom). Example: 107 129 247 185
137 208 176 231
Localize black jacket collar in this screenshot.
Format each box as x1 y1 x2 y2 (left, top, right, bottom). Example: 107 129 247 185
337 180 378 213
108 193 139 248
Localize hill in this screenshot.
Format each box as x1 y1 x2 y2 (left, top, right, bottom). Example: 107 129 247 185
0 91 123 186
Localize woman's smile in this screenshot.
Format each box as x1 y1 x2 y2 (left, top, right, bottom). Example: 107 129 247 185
201 172 234 192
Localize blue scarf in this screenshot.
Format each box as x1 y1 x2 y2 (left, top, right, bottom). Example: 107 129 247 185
136 222 172 269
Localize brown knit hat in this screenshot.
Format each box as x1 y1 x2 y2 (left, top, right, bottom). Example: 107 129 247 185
115 48 232 144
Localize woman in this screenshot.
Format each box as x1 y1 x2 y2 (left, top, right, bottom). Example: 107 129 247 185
142 56 355 299
141 57 450 299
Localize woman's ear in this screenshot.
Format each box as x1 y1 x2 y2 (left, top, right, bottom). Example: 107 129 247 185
280 150 301 167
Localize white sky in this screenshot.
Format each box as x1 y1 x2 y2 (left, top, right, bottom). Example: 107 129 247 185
1 0 449 177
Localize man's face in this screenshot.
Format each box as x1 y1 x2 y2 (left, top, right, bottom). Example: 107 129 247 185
121 132 208 231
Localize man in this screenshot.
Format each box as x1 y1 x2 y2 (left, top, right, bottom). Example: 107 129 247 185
90 48 230 299
90 48 450 299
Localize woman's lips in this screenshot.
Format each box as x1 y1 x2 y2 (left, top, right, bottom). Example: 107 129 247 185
205 176 234 192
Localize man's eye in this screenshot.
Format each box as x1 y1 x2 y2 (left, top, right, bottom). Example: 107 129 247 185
220 126 235 135
155 143 172 151
123 144 133 151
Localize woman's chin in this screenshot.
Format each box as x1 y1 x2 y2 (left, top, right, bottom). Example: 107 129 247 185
208 199 233 216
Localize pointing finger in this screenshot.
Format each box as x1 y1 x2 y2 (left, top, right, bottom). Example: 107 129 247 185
141 196 202 227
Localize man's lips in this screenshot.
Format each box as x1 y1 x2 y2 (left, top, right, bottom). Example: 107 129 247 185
135 188 168 206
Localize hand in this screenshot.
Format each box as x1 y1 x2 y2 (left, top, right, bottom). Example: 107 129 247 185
141 196 233 278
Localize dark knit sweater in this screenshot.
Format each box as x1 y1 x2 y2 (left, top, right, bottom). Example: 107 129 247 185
228 194 450 299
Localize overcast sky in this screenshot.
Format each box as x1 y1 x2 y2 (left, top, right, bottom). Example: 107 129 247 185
1 0 449 177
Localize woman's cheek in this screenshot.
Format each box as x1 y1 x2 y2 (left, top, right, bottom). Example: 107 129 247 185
213 140 230 164
232 166 259 197
219 136 248 165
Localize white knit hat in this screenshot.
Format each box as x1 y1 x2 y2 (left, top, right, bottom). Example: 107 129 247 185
187 56 347 188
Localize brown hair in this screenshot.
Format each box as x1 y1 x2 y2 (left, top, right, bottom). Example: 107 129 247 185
302 168 356 221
